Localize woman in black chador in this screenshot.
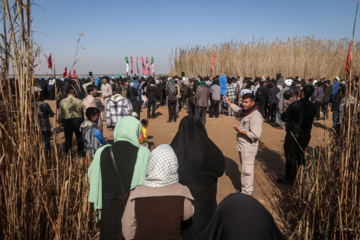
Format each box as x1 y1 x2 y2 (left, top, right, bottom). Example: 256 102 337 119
170 115 225 239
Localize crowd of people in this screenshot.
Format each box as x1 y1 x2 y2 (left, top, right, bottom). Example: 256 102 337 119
26 72 359 240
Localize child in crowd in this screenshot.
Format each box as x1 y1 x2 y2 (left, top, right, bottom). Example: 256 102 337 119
283 90 293 113
80 107 106 158
139 119 149 147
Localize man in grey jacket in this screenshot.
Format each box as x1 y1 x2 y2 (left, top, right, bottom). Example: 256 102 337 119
224 93 263 195
196 81 210 125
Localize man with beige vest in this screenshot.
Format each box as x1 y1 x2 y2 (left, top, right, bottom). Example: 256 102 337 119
224 93 263 195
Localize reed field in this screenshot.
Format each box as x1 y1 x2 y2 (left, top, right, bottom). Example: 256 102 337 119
170 37 360 79
0 1 97 239
1 1 360 239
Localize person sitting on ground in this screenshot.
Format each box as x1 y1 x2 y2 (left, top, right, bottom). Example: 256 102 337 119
202 193 285 240
122 144 194 240
88 116 150 240
139 119 149 147
106 87 133 130
80 107 107 158
170 115 225 240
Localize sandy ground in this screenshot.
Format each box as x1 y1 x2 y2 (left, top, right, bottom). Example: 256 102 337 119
47 100 330 211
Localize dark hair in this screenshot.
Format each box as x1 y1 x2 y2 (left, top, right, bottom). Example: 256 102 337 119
114 87 122 94
242 93 255 101
302 85 314 98
66 89 75 95
283 90 293 100
86 85 96 94
86 107 100 119
141 119 148 125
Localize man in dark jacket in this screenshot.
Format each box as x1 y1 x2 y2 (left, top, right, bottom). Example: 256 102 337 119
321 80 331 120
166 79 178 123
268 81 280 122
146 80 158 119
255 81 268 118
278 85 316 185
196 81 210 125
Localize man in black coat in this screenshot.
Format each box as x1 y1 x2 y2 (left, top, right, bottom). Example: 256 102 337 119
278 85 316 185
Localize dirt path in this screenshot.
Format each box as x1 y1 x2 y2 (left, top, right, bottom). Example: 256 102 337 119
48 100 330 210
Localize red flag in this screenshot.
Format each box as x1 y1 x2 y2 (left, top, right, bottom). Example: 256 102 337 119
146 57 150 75
130 56 133 74
67 70 71 78
136 55 139 74
141 57 146 75
346 42 352 74
73 70 76 78
63 67 67 78
47 53 52 69
211 50 215 71
153 72 155 78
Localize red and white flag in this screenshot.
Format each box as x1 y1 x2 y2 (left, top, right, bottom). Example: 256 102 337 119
136 55 139 74
146 57 150 75
130 56 133 74
47 53 52 69
63 67 67 78
141 57 146 75
211 50 215 71
346 42 352 74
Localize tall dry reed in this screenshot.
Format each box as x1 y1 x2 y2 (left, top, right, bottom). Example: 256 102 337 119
0 1 97 239
170 37 360 79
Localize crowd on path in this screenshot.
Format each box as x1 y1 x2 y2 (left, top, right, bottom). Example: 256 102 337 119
21 73 359 239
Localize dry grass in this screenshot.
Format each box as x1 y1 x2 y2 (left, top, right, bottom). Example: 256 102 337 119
0 1 97 239
170 36 360 79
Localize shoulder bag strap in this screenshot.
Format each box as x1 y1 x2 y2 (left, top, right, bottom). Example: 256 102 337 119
109 146 126 197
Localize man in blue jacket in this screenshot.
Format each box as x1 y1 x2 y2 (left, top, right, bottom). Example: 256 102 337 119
330 77 339 103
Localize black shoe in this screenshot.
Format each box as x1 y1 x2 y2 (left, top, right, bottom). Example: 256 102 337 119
277 178 292 185
167 120 172 123
174 120 177 123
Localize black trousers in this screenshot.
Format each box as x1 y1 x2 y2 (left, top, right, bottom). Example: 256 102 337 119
257 101 266 118
270 103 277 122
168 100 177 121
284 132 311 183
209 100 220 118
314 101 322 120
196 107 207 125
147 100 156 118
131 100 143 117
321 102 329 119
64 118 84 153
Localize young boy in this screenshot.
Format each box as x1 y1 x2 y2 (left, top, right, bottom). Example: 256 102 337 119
139 119 149 146
80 107 107 158
283 90 293 113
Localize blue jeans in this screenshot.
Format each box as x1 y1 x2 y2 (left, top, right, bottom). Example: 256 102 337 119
43 130 51 152
332 112 339 129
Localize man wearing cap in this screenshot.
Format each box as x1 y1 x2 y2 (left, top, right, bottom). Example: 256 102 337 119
330 77 339 103
196 81 210 125
275 79 292 130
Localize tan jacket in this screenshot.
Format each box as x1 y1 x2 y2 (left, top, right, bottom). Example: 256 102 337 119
101 83 113 98
58 95 82 123
82 95 104 128
122 183 194 240
230 104 263 153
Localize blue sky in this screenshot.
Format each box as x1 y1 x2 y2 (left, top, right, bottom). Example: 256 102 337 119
32 0 359 75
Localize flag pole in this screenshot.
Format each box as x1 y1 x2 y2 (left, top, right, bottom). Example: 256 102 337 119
350 0 359 81
52 54 58 147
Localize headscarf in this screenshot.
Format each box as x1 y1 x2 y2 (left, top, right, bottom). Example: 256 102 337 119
202 193 286 240
142 144 179 187
167 79 177 94
88 116 150 211
240 88 252 96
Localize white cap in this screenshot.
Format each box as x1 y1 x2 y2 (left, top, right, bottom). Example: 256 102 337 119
335 77 340 81
341 80 346 85
313 80 318 85
241 89 252 96
284 79 293 87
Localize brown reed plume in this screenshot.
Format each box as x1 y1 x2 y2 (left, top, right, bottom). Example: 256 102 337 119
170 36 360 79
0 1 97 239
